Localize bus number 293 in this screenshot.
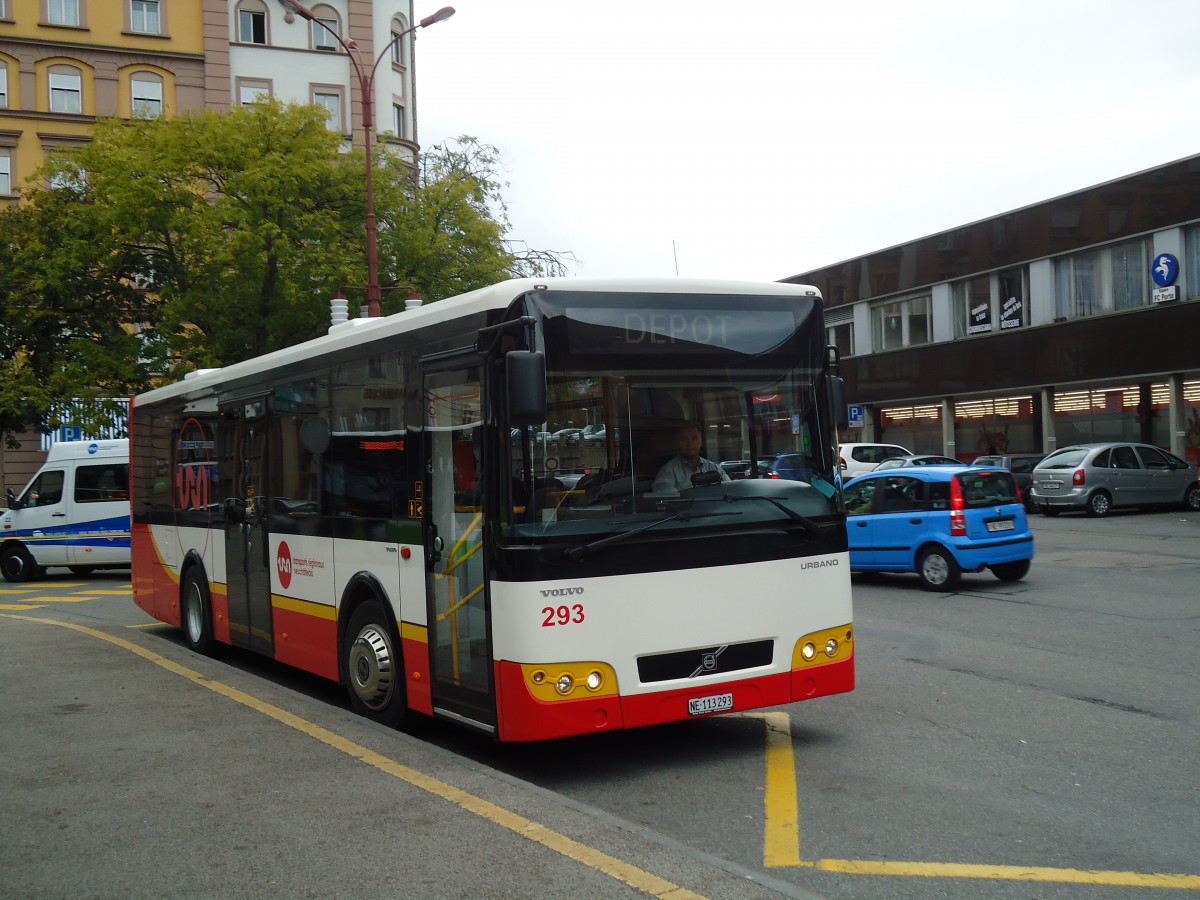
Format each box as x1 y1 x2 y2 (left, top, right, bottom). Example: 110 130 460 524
542 604 585 627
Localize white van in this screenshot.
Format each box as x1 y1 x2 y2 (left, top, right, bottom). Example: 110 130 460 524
1 439 130 582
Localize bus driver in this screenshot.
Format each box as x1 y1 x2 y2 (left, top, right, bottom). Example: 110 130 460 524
653 422 730 493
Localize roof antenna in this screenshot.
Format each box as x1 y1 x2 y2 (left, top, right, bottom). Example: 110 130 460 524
672 240 679 276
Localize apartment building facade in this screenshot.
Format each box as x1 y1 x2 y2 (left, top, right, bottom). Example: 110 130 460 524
1 0 420 201
784 154 1200 465
1 0 423 490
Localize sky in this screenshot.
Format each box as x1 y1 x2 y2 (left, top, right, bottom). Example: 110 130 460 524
416 0 1200 283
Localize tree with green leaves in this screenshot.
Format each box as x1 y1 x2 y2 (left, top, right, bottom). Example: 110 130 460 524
0 101 572 441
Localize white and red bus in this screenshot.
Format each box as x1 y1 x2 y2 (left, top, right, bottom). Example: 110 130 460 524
131 277 854 741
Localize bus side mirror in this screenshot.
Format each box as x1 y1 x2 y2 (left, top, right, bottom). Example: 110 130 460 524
507 351 546 426
829 375 848 430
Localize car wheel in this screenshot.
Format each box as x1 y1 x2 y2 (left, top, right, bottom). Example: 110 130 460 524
1183 484 1200 512
342 602 408 728
991 559 1031 582
68 566 95 576
1041 505 1060 517
1086 490 1112 517
916 546 961 592
1 545 38 583
181 566 218 656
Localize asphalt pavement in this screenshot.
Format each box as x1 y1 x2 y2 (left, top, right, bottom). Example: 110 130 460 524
0 593 821 900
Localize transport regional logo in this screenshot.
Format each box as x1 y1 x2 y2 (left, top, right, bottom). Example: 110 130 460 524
277 541 293 589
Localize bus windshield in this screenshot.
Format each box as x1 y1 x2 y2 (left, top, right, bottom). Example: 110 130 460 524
502 289 839 544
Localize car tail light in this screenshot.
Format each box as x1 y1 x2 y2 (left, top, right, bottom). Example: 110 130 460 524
1072 468 1085 486
949 475 966 536
766 471 780 479
839 456 847 471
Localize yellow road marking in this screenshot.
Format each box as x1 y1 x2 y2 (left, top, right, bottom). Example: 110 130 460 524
799 858 1200 888
89 590 132 595
21 595 98 603
750 713 1200 889
0 614 706 900
0 603 43 610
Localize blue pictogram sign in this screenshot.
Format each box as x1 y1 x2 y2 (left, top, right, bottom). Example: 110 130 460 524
1152 253 1178 287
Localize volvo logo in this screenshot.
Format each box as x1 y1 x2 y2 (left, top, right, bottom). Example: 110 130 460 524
540 587 584 597
690 645 727 678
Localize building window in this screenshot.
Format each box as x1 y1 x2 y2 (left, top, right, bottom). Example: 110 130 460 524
49 68 83 114
1111 239 1149 311
310 7 339 50
392 103 405 138
1054 251 1100 320
1186 225 1200 301
953 276 992 337
825 307 853 358
47 0 81 26
0 65 7 108
238 4 267 44
872 293 931 352
238 80 270 106
997 267 1028 330
132 73 163 118
130 0 160 34
390 16 410 65
314 91 341 131
0 150 11 195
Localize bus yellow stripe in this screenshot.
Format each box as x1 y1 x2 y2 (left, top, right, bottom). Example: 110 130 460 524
272 595 337 621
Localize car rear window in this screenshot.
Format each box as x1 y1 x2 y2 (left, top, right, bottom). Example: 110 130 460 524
1039 448 1088 469
955 471 1017 507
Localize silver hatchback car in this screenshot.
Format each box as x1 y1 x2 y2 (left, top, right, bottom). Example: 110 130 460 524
1028 442 1200 517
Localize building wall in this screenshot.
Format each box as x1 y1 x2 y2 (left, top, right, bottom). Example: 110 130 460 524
0 0 205 199
785 155 1200 463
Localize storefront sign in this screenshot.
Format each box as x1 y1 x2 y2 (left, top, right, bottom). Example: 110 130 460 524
1000 294 1024 329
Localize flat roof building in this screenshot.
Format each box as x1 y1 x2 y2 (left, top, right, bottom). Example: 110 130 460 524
784 154 1200 465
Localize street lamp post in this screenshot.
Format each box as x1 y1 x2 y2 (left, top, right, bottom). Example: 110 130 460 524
278 1 455 317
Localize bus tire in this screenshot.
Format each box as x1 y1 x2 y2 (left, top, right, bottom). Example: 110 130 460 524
917 546 961 592
343 602 407 728
181 566 217 656
1 544 38 583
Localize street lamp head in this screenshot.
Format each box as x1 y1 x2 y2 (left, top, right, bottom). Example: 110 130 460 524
419 7 456 29
275 0 316 21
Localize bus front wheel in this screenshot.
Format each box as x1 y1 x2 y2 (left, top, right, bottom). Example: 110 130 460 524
343 602 408 728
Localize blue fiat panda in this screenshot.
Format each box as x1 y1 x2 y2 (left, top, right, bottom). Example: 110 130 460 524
843 466 1034 591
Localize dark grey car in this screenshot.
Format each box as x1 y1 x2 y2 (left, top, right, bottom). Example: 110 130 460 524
973 453 1046 510
1028 442 1200 517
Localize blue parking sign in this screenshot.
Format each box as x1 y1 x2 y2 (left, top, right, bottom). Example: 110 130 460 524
847 405 864 427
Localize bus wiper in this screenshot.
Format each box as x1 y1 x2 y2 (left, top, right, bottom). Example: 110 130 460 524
721 494 822 540
562 509 741 561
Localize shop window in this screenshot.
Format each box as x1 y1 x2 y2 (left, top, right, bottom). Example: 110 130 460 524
953 276 992 337
1054 251 1100 320
1185 225 1200 300
1111 239 1149 311
872 294 931 352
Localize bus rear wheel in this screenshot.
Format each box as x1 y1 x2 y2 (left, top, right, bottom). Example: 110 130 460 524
181 567 217 656
343 603 408 728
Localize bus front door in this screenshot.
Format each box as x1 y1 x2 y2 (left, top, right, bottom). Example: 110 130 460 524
422 363 495 730
219 397 275 655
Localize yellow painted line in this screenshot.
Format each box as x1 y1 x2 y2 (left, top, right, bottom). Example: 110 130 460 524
747 713 1200 889
740 712 800 867
89 590 132 595
0 613 706 900
0 589 37 595
800 858 1200 888
1 603 44 610
21 596 98 603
